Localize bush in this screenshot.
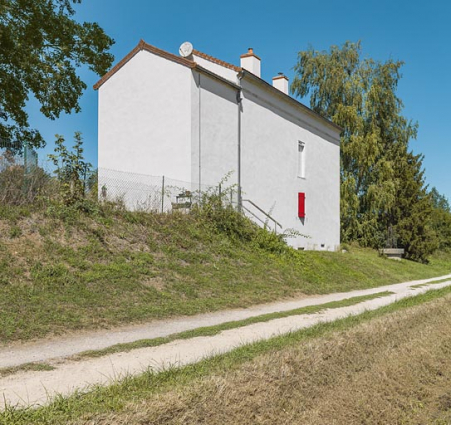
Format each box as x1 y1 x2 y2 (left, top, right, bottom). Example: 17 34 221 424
192 189 292 255
49 132 92 206
0 164 53 205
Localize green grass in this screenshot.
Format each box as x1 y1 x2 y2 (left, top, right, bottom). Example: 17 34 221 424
71 291 394 361
0 202 450 344
0 363 55 379
410 277 451 288
2 285 451 424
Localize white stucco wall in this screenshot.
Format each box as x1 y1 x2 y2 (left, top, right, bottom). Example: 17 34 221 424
191 71 239 191
98 50 192 182
97 48 340 249
239 78 340 251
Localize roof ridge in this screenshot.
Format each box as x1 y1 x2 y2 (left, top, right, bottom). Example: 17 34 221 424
192 49 241 72
93 40 341 133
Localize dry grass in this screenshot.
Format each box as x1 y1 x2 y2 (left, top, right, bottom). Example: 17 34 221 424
79 294 451 425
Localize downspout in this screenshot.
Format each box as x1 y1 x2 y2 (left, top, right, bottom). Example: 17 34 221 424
237 71 244 212
198 73 202 196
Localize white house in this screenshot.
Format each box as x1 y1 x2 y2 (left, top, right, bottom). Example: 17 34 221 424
95 40 341 251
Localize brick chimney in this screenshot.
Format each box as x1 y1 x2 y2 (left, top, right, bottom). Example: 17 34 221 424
240 48 261 78
272 73 289 95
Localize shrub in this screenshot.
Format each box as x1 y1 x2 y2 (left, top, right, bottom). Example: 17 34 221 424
48 132 92 206
0 164 52 205
192 187 293 255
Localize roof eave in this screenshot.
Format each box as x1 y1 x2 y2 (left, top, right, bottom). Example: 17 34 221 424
93 41 343 136
239 69 343 134
192 49 241 72
195 65 241 90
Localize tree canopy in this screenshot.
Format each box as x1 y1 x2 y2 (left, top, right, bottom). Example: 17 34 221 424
429 187 451 251
0 0 114 150
291 41 438 261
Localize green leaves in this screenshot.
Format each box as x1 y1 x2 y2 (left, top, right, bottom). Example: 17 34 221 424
49 132 92 206
0 0 114 149
429 187 451 251
292 41 437 261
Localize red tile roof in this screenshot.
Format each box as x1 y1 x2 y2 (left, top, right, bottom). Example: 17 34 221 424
192 50 242 72
93 40 342 133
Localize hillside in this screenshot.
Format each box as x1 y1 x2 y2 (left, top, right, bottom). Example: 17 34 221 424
1 201 450 344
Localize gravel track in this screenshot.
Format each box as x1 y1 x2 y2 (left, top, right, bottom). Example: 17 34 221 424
1 274 451 409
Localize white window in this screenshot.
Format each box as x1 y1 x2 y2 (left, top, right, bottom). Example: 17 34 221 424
297 141 305 178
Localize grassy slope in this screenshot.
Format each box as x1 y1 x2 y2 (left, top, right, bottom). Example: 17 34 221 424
1 203 450 344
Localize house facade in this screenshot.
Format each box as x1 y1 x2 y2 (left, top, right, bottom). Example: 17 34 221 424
95 40 341 251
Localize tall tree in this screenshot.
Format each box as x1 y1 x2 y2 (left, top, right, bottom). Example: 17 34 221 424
430 187 450 212
0 0 114 150
429 187 451 251
389 151 438 262
291 41 436 260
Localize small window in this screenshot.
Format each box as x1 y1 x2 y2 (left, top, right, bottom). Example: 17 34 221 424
297 141 305 178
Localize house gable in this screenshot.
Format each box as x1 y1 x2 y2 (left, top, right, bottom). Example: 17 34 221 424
97 44 193 181
94 40 196 90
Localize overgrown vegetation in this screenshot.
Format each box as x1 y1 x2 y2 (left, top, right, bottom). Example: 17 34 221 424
1 192 450 344
430 187 451 251
0 143 54 206
48 132 96 207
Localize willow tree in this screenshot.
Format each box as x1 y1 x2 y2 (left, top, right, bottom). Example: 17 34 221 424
291 41 437 260
0 0 114 150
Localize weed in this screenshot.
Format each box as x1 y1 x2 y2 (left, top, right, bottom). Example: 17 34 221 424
8 225 21 239
0 363 55 378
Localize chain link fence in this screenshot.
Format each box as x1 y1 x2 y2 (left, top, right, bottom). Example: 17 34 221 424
0 140 37 171
0 141 237 212
98 168 236 213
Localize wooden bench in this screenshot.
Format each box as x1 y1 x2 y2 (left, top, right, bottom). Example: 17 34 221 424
379 248 405 260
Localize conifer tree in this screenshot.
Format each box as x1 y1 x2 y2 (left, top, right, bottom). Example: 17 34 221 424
388 151 437 262
429 187 451 251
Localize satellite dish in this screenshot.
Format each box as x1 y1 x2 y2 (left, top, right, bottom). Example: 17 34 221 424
179 41 194 57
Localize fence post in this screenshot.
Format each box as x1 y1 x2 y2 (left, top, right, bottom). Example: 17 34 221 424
161 175 165 213
22 142 29 196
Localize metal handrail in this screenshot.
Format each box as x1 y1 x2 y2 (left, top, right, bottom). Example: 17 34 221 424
241 204 266 227
242 199 283 230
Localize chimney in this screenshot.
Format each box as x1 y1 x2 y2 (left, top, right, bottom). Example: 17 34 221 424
272 73 289 95
240 48 261 78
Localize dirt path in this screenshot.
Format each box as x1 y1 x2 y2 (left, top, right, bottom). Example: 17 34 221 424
1 274 451 409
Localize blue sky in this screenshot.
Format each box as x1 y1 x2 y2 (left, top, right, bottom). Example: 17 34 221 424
29 0 451 200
